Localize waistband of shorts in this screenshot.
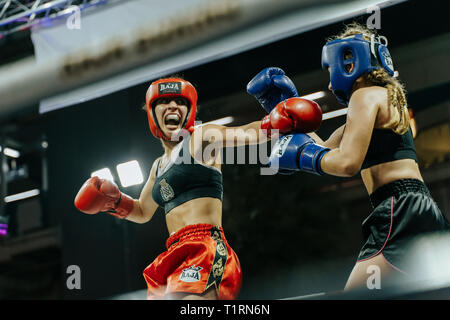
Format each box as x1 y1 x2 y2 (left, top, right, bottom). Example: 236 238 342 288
369 178 430 208
166 223 225 249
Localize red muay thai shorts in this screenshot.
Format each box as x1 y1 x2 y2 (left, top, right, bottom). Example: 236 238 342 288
143 223 242 300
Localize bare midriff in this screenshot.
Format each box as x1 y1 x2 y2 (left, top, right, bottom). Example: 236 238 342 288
361 159 423 195
165 197 222 235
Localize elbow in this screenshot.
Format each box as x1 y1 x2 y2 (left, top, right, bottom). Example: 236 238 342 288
340 160 361 177
138 211 154 224
136 216 151 224
320 151 362 177
133 202 154 224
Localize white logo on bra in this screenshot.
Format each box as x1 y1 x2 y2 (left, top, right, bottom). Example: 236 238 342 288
159 179 174 202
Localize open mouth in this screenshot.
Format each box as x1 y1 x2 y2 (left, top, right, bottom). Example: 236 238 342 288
164 113 181 129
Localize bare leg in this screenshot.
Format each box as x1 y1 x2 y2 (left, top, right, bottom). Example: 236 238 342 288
345 253 408 291
166 287 218 300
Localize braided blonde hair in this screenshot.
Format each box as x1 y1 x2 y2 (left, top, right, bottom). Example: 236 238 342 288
331 23 410 134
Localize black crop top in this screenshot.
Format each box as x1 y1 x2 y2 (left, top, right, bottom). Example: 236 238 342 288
152 137 223 214
361 126 418 169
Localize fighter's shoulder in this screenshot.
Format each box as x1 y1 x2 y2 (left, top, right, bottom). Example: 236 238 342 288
149 157 162 178
349 86 387 110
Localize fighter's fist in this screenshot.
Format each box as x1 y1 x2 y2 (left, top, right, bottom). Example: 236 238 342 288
265 97 323 134
247 67 298 113
268 133 330 176
74 176 134 219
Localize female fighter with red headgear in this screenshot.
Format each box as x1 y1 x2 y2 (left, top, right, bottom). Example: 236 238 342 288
74 76 321 299
247 23 449 290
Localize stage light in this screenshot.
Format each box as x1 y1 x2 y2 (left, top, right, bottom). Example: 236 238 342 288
91 168 114 181
116 160 144 187
4 189 40 203
0 146 20 158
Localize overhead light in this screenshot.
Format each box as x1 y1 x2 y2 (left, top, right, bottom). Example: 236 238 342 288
5 189 40 203
116 160 144 187
0 146 20 158
91 168 114 181
5 148 20 158
195 116 234 127
300 91 326 101
322 108 348 120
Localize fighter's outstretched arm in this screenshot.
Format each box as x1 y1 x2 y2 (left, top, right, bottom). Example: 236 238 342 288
197 121 268 149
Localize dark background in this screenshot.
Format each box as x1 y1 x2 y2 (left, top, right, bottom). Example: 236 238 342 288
0 0 449 299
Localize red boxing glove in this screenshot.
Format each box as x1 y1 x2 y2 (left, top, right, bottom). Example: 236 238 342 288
262 97 323 135
74 176 134 219
260 114 272 137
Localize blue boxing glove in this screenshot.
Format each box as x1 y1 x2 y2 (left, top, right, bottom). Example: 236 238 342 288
269 133 330 175
247 67 299 113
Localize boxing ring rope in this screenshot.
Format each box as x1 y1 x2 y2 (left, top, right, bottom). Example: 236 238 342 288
0 0 405 119
322 107 348 120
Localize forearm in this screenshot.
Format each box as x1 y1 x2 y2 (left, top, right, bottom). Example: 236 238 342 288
244 121 272 145
307 130 341 148
320 148 360 177
305 125 346 149
307 132 325 144
318 125 346 149
125 183 158 224
124 200 151 224
224 121 271 147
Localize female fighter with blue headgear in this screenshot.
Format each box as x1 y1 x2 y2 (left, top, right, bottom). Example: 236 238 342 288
73 76 280 300
247 23 449 290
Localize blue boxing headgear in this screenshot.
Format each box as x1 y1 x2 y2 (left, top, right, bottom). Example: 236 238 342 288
321 34 395 105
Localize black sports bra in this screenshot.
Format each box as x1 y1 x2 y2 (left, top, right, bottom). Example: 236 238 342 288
361 126 418 169
151 137 223 214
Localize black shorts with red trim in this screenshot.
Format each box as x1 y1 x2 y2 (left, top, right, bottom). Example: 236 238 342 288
357 179 450 274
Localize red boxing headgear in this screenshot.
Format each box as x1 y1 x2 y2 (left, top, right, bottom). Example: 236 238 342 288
145 78 198 140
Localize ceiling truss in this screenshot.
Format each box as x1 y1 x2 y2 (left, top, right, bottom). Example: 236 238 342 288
0 0 114 38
